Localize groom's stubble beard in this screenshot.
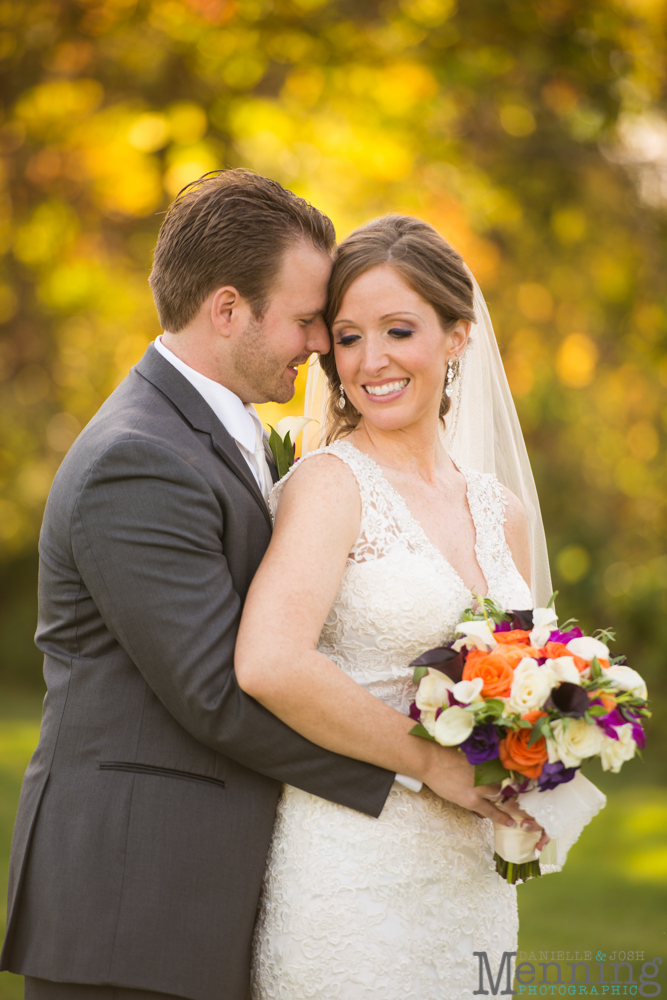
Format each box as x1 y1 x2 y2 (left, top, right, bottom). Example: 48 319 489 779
231 314 307 404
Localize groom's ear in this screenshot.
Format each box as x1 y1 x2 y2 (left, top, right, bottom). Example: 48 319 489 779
210 285 251 339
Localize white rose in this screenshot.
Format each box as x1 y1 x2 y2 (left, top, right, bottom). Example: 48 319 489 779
528 606 559 648
546 656 581 685
506 657 555 715
566 636 610 662
547 718 603 768
416 670 453 711
603 665 648 701
433 706 475 746
452 620 497 652
600 724 637 773
452 677 484 704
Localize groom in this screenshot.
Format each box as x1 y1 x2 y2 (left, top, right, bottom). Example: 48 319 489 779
2 169 511 1000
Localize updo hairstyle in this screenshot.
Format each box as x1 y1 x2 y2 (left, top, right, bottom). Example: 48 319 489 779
321 215 476 443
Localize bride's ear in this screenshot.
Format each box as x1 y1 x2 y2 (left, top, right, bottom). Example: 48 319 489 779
448 319 471 357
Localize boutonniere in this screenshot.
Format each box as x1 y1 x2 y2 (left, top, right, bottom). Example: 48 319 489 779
267 416 317 478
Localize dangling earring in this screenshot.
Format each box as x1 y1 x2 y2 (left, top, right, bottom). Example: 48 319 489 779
445 356 459 398
338 384 346 410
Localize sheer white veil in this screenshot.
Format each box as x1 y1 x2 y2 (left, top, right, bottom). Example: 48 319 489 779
302 270 552 608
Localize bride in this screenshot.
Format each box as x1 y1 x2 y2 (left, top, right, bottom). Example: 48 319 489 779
235 215 550 998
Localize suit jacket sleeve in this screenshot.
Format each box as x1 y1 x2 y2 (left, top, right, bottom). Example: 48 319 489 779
71 437 394 818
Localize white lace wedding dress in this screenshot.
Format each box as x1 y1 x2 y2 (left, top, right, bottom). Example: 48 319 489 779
251 440 533 1000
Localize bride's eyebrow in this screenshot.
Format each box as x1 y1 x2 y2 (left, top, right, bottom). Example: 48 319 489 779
379 312 419 321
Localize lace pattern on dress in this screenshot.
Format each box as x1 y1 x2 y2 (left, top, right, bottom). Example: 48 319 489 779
254 439 532 1000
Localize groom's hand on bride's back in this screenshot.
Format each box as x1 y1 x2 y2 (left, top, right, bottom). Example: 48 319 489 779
422 747 517 828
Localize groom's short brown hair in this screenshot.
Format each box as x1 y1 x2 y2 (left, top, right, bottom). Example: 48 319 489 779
149 169 336 332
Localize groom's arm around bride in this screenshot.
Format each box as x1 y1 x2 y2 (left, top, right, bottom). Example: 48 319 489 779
1 170 512 1000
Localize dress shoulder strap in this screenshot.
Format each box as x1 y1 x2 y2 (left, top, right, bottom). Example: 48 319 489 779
269 439 406 562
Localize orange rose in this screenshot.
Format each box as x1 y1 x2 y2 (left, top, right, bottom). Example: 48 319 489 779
499 726 548 779
463 649 515 698
495 629 531 645
521 709 548 724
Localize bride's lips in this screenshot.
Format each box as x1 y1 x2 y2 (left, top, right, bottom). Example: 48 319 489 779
361 378 410 401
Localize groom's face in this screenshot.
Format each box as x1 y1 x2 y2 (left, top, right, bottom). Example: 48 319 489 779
231 240 332 404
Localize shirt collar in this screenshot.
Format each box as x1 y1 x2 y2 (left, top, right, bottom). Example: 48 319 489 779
154 336 263 454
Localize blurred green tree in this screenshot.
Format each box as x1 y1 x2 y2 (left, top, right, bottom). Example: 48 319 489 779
0 0 665 774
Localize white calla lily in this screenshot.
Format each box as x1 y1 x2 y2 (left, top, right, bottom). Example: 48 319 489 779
274 415 317 442
452 677 484 704
603 665 647 700
545 656 582 685
416 671 454 712
566 636 609 662
433 706 475 746
452 620 497 652
528 606 559 648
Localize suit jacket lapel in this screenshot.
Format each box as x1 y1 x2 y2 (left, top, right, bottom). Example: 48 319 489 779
135 345 272 529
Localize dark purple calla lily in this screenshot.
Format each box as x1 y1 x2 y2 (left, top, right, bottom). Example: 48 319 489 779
460 723 500 765
511 609 534 631
410 646 466 683
537 761 578 791
495 620 512 633
545 681 590 717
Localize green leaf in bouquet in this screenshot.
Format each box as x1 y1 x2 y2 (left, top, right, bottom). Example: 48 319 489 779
546 590 559 609
412 665 428 684
594 626 616 645
409 723 436 741
474 757 511 786
481 699 505 718
528 717 551 746
587 704 609 717
558 617 578 631
516 718 532 728
589 656 602 679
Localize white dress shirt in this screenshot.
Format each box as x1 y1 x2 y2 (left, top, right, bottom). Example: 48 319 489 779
154 336 420 794
154 336 272 500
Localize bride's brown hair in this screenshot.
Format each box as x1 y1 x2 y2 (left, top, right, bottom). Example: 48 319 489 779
320 215 476 443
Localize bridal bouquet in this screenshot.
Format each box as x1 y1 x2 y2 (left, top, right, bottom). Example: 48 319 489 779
408 599 649 883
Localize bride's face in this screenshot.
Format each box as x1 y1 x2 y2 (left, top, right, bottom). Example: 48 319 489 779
332 264 469 434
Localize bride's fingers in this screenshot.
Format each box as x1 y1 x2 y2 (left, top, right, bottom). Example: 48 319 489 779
475 800 517 827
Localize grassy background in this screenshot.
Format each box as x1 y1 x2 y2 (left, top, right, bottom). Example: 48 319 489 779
0 694 665 999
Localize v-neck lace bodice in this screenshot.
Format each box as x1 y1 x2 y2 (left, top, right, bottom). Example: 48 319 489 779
270 438 532 714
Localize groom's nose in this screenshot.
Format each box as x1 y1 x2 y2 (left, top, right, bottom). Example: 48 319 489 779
305 317 330 355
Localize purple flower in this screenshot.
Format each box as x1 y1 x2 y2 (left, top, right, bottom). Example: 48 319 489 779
595 707 625 740
511 609 534 631
460 723 500 765
537 761 578 791
548 626 583 645
596 706 646 749
408 701 421 722
495 620 512 633
410 646 466 683
545 681 590 718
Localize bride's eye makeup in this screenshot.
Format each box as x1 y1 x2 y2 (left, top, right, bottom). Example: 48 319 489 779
336 333 361 346
388 327 413 338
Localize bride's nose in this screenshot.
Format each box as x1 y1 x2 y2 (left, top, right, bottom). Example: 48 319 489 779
359 335 390 376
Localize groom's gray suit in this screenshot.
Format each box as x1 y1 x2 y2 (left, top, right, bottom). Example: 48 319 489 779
1 344 394 999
